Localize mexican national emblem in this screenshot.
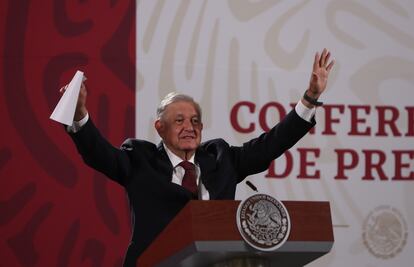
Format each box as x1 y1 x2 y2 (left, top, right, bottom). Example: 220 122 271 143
236 194 291 251
362 205 408 259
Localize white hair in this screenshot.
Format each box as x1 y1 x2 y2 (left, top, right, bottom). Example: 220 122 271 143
156 92 202 121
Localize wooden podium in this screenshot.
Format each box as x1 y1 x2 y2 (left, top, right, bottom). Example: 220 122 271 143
137 200 333 267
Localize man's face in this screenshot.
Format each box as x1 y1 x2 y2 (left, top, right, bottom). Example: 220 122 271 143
155 101 203 160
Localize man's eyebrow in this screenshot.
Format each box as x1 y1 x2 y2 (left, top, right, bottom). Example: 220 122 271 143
174 113 198 117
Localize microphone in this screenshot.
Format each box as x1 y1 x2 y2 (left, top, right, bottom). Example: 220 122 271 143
245 180 258 192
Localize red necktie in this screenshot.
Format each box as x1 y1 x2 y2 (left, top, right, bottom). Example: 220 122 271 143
179 161 198 198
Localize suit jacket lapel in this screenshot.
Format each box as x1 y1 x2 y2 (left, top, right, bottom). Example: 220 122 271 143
155 143 219 198
195 148 217 198
154 142 174 182
155 142 196 198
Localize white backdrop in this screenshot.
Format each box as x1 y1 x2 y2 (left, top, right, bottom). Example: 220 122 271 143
137 1 414 266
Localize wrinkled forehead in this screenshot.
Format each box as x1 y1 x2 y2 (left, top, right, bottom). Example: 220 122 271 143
164 101 200 118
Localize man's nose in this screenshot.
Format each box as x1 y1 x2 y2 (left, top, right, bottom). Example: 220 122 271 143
183 119 194 130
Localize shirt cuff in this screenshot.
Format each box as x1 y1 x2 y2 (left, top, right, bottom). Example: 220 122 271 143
66 113 89 133
295 101 316 123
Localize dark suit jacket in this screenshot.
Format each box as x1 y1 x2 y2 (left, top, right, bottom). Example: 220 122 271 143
69 109 314 266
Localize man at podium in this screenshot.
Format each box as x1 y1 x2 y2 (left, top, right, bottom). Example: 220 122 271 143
63 49 334 266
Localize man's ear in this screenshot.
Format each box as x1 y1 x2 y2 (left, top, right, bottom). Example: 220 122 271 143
155 119 163 136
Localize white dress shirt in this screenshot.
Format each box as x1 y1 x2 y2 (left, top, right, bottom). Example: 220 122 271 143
163 144 210 200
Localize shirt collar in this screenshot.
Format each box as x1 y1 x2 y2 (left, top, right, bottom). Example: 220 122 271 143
162 142 195 167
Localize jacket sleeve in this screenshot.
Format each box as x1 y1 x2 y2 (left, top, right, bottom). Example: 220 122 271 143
231 108 315 181
68 118 131 186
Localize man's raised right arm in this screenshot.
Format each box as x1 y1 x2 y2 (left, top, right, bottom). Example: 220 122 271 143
61 81 131 186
